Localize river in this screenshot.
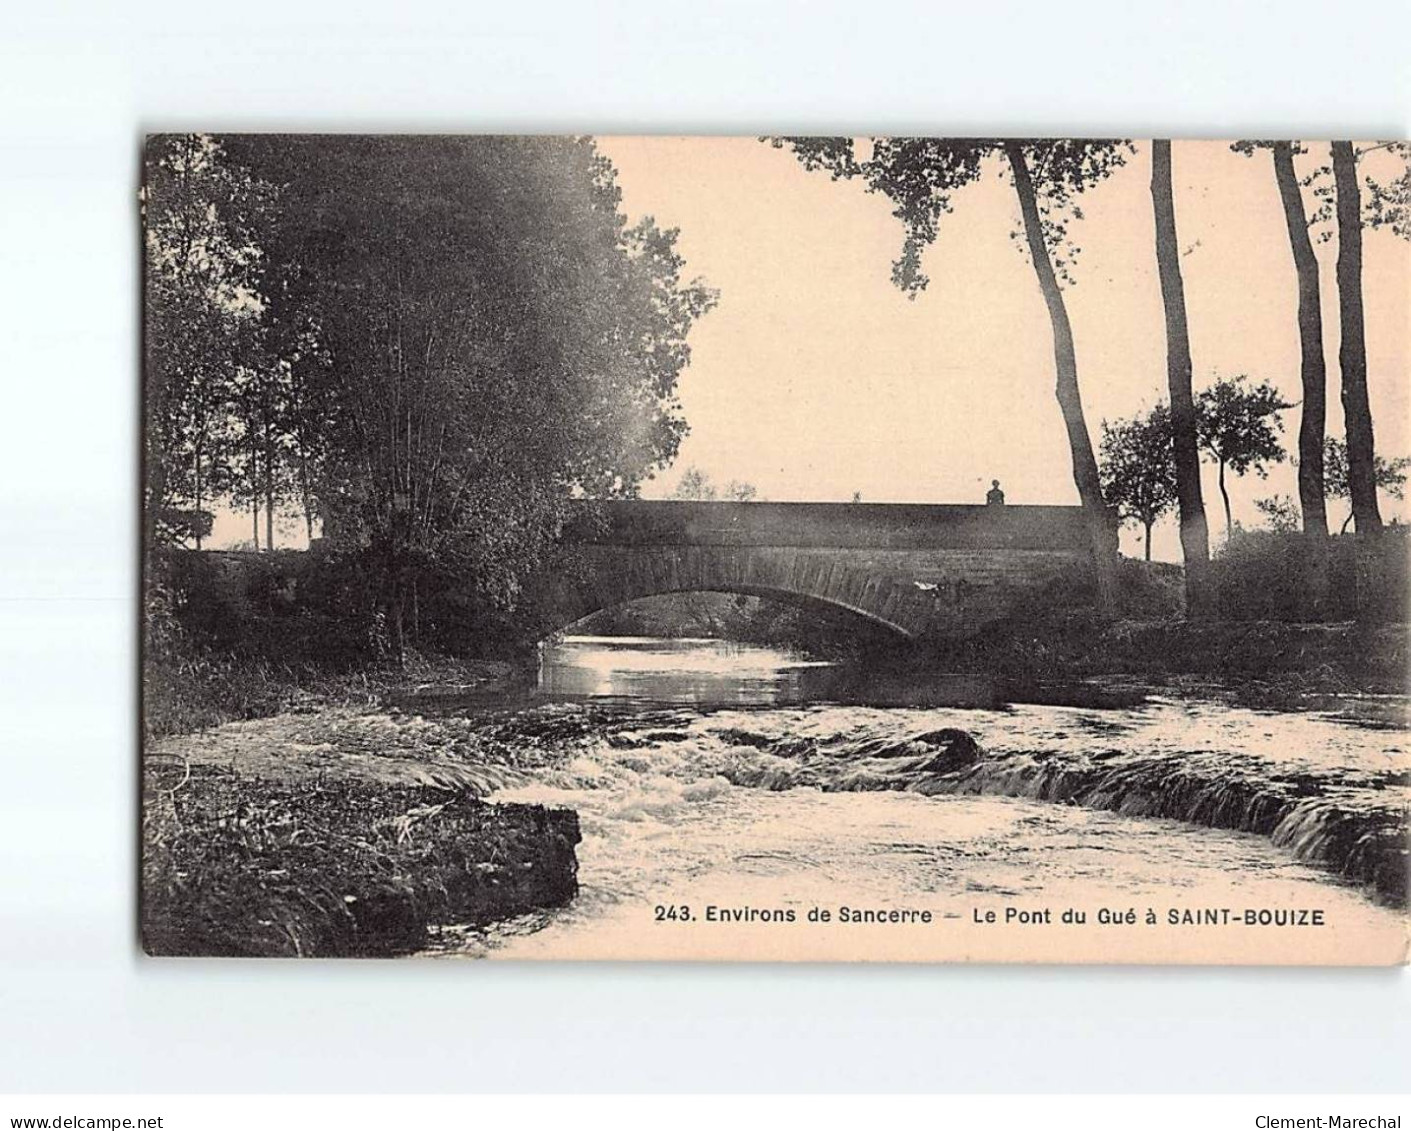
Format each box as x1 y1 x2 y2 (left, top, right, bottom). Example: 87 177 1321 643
418 635 1409 964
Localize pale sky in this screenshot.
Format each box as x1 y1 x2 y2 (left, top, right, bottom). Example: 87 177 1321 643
210 137 1410 562
602 137 1410 561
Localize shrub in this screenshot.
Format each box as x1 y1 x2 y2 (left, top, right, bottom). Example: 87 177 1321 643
1210 527 1410 623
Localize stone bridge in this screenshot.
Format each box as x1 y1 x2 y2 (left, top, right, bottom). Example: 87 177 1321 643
532 500 1094 640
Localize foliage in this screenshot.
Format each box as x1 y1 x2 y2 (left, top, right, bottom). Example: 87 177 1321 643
1196 374 1292 479
1231 140 1410 243
671 466 718 500
1321 436 1411 533
1195 374 1292 532
152 506 214 546
1098 403 1177 559
768 137 1130 294
144 135 275 547
1210 530 1324 621
146 135 719 656
1365 142 1411 239
1254 494 1302 533
1208 528 1408 624
253 137 714 635
143 550 524 737
669 466 759 502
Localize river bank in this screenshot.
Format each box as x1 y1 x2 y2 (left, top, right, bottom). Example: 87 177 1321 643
141 681 591 957
143 617 1408 743
142 647 524 741
912 617 1409 698
142 760 580 957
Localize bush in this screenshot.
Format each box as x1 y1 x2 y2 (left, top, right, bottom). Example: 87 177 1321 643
1115 557 1186 619
1210 527 1410 623
1210 530 1319 621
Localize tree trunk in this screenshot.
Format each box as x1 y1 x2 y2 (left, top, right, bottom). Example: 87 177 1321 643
1331 141 1383 539
1271 143 1329 540
193 452 203 551
265 477 275 551
1150 140 1215 616
1218 459 1232 539
250 445 261 551
1003 141 1119 613
1144 521 1152 562
299 446 314 542
1271 142 1330 616
387 553 408 668
264 408 276 552
388 594 406 668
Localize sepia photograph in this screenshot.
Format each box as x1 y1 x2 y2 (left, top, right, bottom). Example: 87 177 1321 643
138 133 1410 964
10 0 1411 1113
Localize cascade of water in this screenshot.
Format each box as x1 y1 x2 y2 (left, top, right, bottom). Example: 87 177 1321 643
500 704 1406 907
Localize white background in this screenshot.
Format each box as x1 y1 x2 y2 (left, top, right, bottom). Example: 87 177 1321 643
1 0 1408 1094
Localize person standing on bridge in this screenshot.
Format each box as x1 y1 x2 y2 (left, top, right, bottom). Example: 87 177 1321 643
986 479 1006 506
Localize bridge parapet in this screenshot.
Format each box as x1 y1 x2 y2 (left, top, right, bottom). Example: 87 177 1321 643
565 499 1093 552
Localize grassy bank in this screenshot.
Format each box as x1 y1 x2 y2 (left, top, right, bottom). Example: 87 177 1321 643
143 572 580 957
913 615 1408 698
142 760 580 957
143 644 524 740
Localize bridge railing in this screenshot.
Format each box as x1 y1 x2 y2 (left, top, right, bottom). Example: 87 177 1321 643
564 499 1094 552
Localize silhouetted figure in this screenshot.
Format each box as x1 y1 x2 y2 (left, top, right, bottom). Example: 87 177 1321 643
986 479 1006 506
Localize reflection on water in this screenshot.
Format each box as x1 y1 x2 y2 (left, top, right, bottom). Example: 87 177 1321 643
535 634 1136 710
537 635 835 706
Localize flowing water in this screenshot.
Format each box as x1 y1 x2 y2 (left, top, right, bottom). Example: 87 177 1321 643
422 636 1410 963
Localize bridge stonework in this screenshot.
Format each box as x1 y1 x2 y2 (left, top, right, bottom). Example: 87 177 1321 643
534 500 1093 640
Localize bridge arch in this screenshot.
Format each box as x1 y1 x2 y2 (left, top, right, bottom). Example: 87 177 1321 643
538 553 920 640
523 499 1094 643
529 545 947 640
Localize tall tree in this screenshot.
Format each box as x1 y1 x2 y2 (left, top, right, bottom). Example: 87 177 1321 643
1232 142 1329 547
769 137 1126 611
233 135 717 660
143 134 269 549
1195 374 1293 537
1150 140 1214 614
1331 140 1383 537
1098 404 1178 562
1271 142 1329 546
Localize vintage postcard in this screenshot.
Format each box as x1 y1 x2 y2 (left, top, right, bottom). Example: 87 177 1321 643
141 135 1410 963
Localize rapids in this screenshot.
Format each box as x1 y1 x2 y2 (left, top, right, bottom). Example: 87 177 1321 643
418 636 1410 963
